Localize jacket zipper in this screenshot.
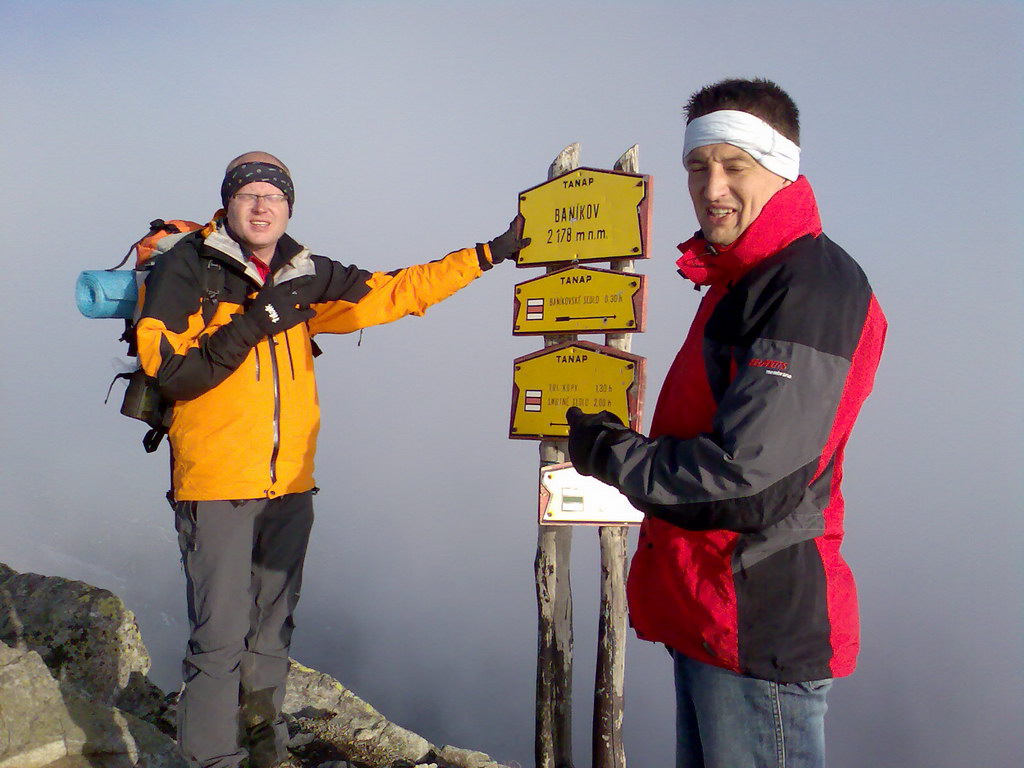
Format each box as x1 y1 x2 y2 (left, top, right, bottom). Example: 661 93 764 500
267 335 282 485
284 330 296 379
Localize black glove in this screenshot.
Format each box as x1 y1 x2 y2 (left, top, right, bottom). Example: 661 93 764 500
241 279 316 339
566 406 625 477
483 218 531 265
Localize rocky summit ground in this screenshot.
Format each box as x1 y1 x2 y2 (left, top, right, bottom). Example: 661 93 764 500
0 562 513 768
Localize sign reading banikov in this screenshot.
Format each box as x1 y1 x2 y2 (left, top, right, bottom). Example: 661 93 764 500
516 168 651 267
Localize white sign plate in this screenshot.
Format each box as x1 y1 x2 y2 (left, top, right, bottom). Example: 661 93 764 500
538 462 644 526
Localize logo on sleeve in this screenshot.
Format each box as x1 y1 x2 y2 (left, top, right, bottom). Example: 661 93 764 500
749 357 792 379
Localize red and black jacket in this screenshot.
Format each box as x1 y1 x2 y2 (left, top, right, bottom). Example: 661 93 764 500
581 177 886 682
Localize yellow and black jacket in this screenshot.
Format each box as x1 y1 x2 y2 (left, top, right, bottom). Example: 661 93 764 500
136 220 491 501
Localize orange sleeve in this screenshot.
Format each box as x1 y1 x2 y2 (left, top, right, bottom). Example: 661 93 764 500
306 246 484 335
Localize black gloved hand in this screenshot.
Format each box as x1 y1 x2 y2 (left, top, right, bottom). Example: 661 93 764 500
170 276 317 397
242 279 316 338
566 406 625 477
485 218 531 265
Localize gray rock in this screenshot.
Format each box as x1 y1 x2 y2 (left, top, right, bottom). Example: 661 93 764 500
0 563 516 768
0 642 184 768
0 567 172 733
0 642 73 767
436 746 505 768
60 686 185 767
282 661 513 768
284 659 433 767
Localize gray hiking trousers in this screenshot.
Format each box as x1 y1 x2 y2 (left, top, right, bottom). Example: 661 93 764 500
173 492 314 768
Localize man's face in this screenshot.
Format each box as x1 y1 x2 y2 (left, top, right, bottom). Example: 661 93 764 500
225 180 290 257
685 143 790 246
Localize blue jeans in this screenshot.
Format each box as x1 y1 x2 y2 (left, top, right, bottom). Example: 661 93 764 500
673 651 833 768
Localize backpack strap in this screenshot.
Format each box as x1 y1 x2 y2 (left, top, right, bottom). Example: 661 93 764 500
198 255 224 324
143 426 167 454
121 318 138 358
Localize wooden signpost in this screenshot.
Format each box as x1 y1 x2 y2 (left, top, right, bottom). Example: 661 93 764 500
512 144 650 768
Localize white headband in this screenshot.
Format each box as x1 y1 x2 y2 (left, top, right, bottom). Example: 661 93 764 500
683 109 800 182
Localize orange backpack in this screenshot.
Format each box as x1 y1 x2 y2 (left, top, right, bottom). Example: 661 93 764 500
108 217 223 452
112 218 207 270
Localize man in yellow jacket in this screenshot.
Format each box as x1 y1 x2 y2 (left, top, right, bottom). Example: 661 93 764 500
136 151 525 768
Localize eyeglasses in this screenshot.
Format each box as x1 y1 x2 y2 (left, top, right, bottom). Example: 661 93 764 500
232 193 288 206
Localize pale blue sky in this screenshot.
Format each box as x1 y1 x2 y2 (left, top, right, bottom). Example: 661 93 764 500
1 2 1021 766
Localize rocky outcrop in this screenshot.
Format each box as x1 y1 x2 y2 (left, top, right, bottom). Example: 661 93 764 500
0 563 181 768
0 564 513 768
0 565 173 730
0 642 182 768
282 662 506 768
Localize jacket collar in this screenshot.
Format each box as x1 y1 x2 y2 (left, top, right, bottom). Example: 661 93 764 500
675 175 823 287
203 219 315 286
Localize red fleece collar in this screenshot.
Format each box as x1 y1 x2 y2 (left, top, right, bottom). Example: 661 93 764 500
250 255 271 281
675 175 823 287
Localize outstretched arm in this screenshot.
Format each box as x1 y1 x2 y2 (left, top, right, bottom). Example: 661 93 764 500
306 221 528 335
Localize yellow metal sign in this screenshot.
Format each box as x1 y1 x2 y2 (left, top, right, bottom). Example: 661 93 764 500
513 266 646 335
510 341 645 440
516 168 650 267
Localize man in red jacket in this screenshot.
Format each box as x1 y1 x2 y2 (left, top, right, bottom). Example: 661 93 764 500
567 78 886 767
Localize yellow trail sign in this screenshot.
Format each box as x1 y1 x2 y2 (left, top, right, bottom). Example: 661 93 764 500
513 265 646 335
516 168 651 267
510 341 645 441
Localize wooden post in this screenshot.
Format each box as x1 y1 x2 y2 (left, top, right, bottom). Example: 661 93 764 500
592 145 641 768
535 144 580 768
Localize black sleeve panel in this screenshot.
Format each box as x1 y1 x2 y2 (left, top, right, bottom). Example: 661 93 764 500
151 318 260 401
591 235 873 533
138 241 261 401
306 255 375 304
592 427 819 533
